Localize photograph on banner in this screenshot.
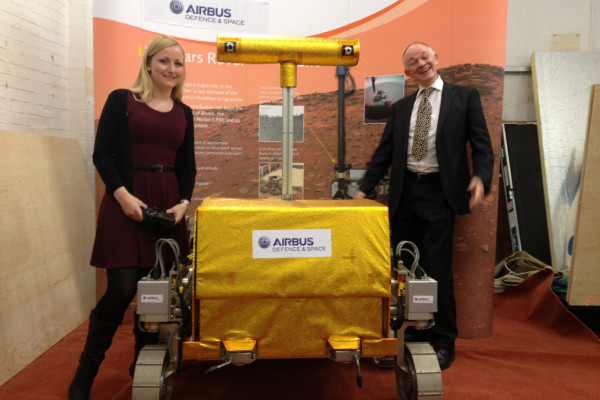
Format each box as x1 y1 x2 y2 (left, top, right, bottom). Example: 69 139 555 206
259 105 305 142
259 163 305 199
364 74 405 124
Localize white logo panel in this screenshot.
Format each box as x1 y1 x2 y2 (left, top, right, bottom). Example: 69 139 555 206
252 229 332 259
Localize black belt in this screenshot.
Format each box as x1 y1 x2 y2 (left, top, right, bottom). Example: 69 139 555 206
406 170 440 180
133 163 175 173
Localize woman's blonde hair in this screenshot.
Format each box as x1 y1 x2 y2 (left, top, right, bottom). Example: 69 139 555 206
130 36 186 103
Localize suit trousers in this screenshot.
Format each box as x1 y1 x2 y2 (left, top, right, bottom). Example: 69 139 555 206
391 172 457 350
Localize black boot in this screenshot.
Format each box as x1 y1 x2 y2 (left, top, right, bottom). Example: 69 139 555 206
68 310 120 400
129 311 160 377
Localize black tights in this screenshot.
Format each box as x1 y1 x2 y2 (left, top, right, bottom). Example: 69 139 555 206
94 267 149 324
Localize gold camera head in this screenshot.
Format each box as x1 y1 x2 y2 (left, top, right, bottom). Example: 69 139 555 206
216 35 360 87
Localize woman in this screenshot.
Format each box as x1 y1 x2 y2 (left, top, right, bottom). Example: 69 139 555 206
68 36 196 400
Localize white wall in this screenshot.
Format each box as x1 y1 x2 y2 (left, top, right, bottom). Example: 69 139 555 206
0 0 95 189
503 0 600 121
0 0 96 384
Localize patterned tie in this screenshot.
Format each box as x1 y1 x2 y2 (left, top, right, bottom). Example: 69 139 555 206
412 87 434 161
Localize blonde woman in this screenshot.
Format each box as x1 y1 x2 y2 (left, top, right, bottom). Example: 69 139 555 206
68 36 196 400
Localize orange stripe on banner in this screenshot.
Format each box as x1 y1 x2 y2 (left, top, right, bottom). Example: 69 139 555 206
318 0 428 38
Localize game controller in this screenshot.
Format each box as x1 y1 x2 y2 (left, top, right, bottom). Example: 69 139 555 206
142 208 175 229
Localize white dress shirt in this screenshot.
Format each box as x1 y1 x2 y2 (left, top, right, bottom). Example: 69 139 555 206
407 75 444 173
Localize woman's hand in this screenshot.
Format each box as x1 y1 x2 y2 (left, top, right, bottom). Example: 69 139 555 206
113 186 147 222
166 201 189 225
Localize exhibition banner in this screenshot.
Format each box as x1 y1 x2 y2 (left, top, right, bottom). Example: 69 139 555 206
93 0 507 206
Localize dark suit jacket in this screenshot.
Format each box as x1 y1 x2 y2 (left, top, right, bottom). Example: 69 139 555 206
359 82 494 218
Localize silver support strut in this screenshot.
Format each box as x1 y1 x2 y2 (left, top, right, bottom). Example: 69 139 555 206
282 86 294 200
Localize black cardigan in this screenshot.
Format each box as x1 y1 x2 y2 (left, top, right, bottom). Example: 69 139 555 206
92 89 196 200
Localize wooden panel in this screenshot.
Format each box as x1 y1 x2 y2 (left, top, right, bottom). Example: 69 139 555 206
531 52 600 270
568 85 600 306
0 130 96 385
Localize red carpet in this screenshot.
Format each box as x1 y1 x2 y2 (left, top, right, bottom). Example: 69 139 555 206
1 268 599 399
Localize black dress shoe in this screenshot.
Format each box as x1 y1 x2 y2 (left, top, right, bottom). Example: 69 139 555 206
434 347 455 370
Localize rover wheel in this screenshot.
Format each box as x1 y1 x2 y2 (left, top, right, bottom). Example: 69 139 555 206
395 342 443 400
132 345 175 400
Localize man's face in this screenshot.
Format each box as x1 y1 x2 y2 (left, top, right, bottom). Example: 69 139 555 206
403 44 439 87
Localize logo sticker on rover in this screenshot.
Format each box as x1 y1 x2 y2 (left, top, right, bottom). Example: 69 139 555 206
252 229 332 259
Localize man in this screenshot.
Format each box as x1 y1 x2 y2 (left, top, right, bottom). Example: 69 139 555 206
355 42 494 370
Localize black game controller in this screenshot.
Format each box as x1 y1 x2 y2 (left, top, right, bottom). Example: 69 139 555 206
142 208 176 229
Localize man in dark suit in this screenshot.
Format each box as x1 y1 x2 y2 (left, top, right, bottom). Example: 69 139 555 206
355 42 494 370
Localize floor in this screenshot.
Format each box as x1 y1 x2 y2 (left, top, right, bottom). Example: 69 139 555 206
1 268 599 399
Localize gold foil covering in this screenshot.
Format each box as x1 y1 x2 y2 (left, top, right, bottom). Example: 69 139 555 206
222 339 257 353
280 62 297 88
216 36 360 66
327 335 361 351
191 198 392 359
362 338 398 357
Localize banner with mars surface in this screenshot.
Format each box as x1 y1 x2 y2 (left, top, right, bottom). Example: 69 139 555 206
94 0 507 205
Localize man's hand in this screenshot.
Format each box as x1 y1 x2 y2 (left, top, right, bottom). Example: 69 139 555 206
354 190 367 199
467 176 485 210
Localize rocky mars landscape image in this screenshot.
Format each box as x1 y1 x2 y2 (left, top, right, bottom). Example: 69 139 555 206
190 63 504 209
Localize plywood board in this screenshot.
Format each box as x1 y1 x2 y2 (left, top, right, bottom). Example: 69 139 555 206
567 85 600 306
0 130 96 385
531 51 600 270
551 33 580 52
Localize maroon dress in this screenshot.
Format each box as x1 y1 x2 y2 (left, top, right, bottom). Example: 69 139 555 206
91 93 189 269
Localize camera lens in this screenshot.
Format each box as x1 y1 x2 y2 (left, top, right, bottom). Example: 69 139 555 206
225 41 237 52
341 46 354 56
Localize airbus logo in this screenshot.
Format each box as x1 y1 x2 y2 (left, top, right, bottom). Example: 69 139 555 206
258 236 271 249
169 0 184 14
171 2 233 18
273 237 315 247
